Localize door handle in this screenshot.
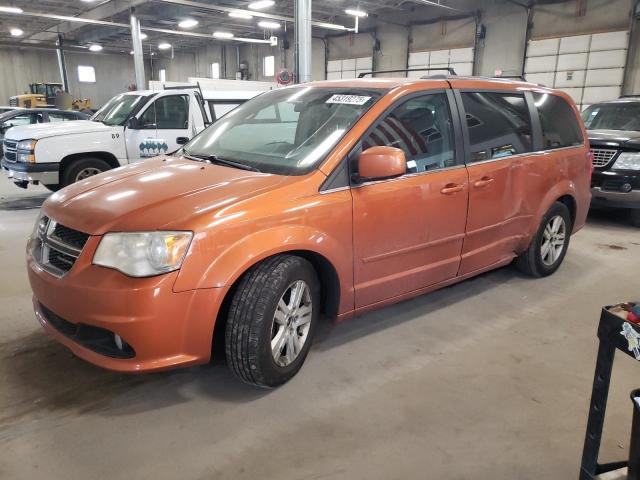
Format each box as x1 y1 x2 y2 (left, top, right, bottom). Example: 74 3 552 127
473 176 495 188
176 136 189 145
440 183 464 195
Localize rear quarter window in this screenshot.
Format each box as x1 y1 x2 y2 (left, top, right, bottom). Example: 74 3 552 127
533 92 583 150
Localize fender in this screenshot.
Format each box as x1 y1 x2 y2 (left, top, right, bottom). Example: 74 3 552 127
530 179 578 235
174 225 354 312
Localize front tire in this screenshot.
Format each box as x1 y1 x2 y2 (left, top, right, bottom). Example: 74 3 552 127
225 255 320 388
61 157 110 187
630 210 640 228
516 202 572 277
43 184 60 192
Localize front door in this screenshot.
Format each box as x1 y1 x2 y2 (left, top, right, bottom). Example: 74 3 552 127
454 89 536 275
352 91 469 308
125 94 191 162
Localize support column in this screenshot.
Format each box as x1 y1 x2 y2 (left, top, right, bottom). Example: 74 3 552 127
295 0 312 83
130 9 146 90
56 34 69 93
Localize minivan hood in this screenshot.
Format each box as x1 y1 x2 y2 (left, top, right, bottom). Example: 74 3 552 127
588 129 640 149
43 156 289 234
5 120 116 141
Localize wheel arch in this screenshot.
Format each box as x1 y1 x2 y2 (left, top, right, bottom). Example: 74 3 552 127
60 151 120 174
532 181 579 235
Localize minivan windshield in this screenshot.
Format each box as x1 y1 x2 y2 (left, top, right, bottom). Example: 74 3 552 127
91 94 149 126
581 102 640 131
182 86 384 175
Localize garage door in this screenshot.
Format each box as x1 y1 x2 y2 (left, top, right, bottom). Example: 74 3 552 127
327 56 373 80
408 47 474 78
524 31 628 110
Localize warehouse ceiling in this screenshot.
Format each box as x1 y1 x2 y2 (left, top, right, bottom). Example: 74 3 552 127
0 0 477 54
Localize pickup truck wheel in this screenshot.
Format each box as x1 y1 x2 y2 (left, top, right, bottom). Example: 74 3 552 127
630 210 640 228
225 255 320 388
61 158 110 187
43 184 60 192
516 202 572 277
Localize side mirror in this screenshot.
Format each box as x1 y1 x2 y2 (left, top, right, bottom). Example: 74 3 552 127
354 146 406 183
126 117 140 129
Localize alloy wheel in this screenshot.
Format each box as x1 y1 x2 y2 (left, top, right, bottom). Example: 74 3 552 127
270 280 313 367
541 215 566 266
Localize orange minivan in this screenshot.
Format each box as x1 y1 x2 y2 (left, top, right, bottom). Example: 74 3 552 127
27 76 591 387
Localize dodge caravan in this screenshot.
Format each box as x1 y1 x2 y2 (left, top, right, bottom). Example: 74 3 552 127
27 77 591 387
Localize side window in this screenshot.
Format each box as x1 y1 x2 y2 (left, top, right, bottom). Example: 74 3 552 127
211 102 241 121
533 92 583 150
48 112 68 122
362 93 456 174
3 113 40 128
139 95 189 129
460 92 533 162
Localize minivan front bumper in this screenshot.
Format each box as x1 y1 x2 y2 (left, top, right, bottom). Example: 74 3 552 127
27 236 224 372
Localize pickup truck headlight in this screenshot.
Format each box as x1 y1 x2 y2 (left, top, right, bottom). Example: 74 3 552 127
16 139 37 163
93 231 193 277
613 152 640 171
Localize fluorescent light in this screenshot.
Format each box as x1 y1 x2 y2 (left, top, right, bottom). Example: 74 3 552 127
9 27 22 36
130 50 134 54
158 42 171 50
248 0 275 10
236 37 271 44
140 32 148 40
258 20 280 29
0 6 23 13
178 18 198 29
89 44 103 52
229 11 253 19
345 8 367 17
213 31 234 39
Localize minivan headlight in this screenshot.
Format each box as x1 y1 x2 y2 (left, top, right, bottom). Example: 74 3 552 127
93 231 193 277
613 152 640 171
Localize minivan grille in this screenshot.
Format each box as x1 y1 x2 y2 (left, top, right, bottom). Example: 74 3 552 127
591 148 618 168
3 140 17 162
32 216 89 277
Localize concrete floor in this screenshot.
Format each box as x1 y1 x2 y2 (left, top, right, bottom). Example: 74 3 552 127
1 175 639 480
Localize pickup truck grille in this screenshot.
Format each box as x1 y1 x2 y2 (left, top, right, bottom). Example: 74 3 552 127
8 98 17 107
32 216 90 277
591 148 618 168
3 140 17 162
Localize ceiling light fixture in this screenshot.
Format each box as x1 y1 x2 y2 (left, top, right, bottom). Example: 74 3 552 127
158 42 172 50
213 31 234 39
248 0 275 10
89 44 103 51
0 6 23 13
178 18 198 29
258 20 280 29
345 8 367 17
140 32 148 40
9 27 22 36
229 11 253 19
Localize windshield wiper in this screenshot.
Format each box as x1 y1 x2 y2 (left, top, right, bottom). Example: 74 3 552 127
182 152 261 172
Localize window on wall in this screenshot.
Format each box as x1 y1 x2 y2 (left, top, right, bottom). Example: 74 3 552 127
159 69 166 82
460 92 533 162
77 65 96 83
263 55 275 77
211 62 220 79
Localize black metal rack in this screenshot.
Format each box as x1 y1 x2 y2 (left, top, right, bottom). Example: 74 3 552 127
580 306 640 480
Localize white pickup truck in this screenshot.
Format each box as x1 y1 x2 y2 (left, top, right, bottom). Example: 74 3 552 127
1 87 263 190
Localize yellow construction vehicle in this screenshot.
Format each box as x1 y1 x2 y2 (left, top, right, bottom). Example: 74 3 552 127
9 83 92 111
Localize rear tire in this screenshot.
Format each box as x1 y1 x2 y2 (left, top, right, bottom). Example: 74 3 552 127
61 157 110 187
225 255 320 388
630 210 640 228
516 202 572 277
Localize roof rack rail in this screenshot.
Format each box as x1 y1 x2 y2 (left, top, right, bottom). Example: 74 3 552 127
162 84 199 90
357 67 457 78
493 75 527 81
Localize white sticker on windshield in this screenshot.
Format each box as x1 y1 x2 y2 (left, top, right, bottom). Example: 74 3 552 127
326 94 372 106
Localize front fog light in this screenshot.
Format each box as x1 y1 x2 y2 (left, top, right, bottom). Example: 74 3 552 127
93 231 193 277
